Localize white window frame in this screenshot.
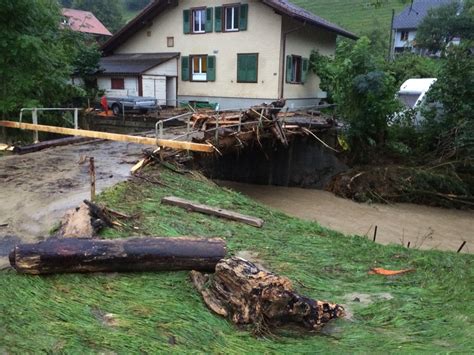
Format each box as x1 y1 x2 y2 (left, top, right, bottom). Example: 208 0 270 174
224 5 239 32
192 55 208 82
192 8 206 34
400 31 409 41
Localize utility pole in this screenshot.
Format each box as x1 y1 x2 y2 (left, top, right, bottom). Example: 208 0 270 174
388 9 395 61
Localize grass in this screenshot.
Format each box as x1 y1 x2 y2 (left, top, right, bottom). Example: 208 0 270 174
0 167 473 353
292 0 407 35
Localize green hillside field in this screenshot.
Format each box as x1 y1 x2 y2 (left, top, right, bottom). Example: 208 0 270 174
292 0 406 35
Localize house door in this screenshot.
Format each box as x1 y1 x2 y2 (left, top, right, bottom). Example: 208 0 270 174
142 75 166 106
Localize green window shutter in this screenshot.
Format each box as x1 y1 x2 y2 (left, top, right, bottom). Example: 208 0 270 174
237 54 258 83
215 7 222 32
181 56 190 81
206 8 213 32
302 58 309 83
237 54 246 82
183 9 190 34
239 4 248 31
207 56 216 81
286 55 293 83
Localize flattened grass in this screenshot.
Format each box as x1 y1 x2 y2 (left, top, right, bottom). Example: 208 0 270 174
1 167 473 353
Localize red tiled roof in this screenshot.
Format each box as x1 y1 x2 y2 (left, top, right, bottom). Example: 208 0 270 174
62 8 112 36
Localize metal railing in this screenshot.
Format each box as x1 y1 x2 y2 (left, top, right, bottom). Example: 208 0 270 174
20 108 81 143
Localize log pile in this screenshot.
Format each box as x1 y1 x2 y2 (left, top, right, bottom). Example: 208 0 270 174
190 100 337 153
191 257 345 333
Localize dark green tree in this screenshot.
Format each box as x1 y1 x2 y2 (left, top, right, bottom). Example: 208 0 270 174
71 0 124 33
0 0 78 118
311 37 400 161
416 1 474 53
422 45 474 160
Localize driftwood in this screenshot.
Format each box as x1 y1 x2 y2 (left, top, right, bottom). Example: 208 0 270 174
162 196 264 228
191 258 344 333
9 237 226 275
13 136 94 155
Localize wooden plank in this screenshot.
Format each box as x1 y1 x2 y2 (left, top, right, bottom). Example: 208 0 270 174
0 121 214 153
13 136 94 155
161 196 264 228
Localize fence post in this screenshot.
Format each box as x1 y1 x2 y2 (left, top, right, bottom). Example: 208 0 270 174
32 108 39 143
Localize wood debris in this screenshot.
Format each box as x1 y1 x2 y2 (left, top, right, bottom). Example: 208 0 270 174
191 257 344 333
162 196 264 228
368 268 416 276
9 237 227 275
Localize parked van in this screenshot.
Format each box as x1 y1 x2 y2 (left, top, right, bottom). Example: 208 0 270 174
397 78 437 124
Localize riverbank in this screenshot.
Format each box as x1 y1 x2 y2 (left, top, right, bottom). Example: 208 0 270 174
218 181 473 253
1 166 472 353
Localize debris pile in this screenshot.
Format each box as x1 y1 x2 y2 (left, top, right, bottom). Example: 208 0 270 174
191 100 338 153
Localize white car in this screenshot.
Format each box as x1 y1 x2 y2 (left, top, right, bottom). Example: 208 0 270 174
397 78 437 125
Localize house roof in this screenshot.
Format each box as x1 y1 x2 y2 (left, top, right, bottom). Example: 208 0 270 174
62 8 112 36
101 0 357 54
393 0 455 30
98 53 179 75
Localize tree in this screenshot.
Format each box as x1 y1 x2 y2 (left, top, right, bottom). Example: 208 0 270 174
421 45 474 160
387 52 440 85
71 0 124 33
311 38 400 162
0 0 78 118
416 1 474 53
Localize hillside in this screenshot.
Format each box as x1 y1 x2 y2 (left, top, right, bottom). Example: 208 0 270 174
121 0 407 35
292 0 406 35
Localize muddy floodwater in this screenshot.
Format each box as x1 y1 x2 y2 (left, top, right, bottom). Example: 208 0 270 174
218 181 473 254
0 140 144 268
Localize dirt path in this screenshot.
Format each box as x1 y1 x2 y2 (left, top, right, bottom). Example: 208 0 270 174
219 181 473 254
0 140 144 268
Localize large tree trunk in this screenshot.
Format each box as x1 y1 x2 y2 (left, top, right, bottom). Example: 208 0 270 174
9 237 226 275
191 257 344 333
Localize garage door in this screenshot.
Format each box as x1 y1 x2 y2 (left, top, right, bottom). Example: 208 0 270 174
142 76 167 106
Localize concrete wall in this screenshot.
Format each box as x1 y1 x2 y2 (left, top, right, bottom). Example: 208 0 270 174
283 16 336 108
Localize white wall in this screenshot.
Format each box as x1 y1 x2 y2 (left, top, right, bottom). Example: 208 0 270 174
394 30 416 49
115 0 283 100
97 76 139 96
283 17 337 104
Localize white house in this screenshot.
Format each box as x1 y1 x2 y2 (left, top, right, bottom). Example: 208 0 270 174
392 0 456 54
99 0 357 109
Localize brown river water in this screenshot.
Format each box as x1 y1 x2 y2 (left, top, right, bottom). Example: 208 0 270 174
218 181 473 254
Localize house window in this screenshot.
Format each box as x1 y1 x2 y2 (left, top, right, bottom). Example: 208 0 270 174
167 36 174 47
286 55 309 84
111 78 125 90
192 55 208 81
192 8 206 33
237 53 258 83
401 31 409 41
290 56 302 83
224 5 240 32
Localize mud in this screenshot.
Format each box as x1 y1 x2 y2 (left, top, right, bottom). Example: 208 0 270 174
0 140 144 268
219 181 474 253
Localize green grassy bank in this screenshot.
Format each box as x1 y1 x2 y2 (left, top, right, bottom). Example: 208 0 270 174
1 167 473 353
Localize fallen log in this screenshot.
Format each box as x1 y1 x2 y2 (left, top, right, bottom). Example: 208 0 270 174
191 257 344 333
13 136 94 155
9 237 226 275
161 196 264 228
